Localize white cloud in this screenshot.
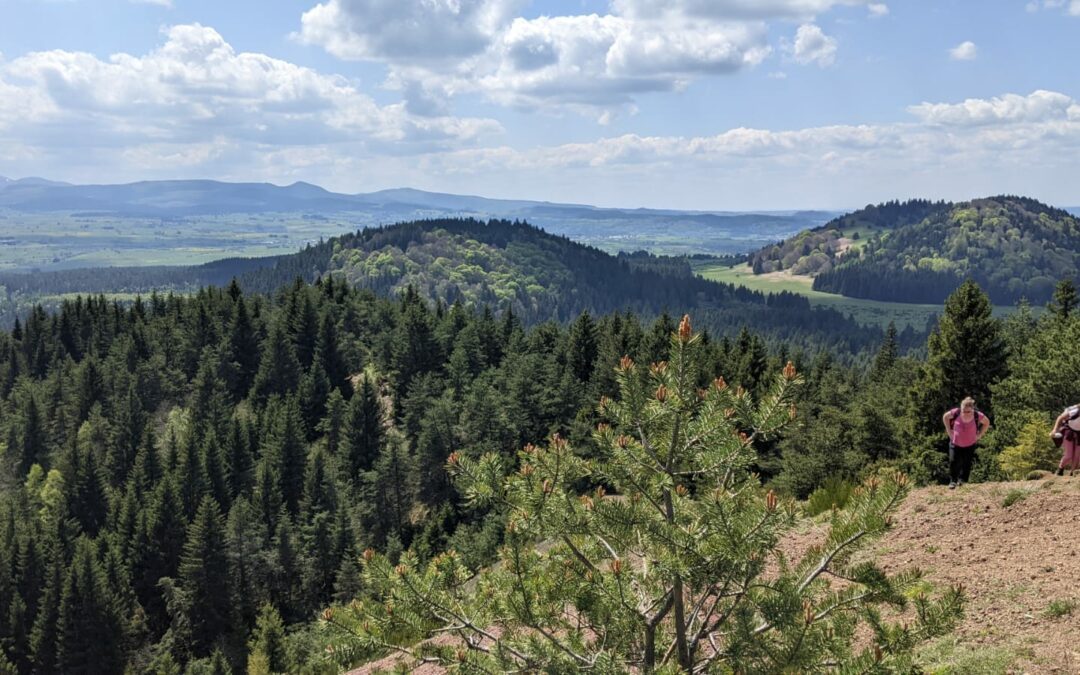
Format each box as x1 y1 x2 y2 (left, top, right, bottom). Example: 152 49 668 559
789 24 837 66
908 90 1077 126
297 0 869 117
867 3 889 17
949 41 977 60
1028 0 1080 15
130 0 173 7
0 24 500 176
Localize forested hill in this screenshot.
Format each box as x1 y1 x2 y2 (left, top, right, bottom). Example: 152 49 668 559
2 218 894 352
750 196 1080 304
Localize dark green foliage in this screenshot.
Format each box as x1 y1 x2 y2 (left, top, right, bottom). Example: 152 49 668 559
914 280 1007 433
808 197 1080 304
56 538 125 673
176 497 232 659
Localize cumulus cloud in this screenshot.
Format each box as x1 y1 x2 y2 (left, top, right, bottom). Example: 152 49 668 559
908 90 1078 126
296 0 873 117
788 24 837 66
949 41 977 60
868 3 889 17
0 24 500 176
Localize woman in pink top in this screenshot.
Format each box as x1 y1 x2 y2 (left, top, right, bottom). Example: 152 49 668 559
942 396 990 489
1050 405 1080 476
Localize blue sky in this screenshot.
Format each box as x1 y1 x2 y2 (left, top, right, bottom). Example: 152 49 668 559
1 0 1078 209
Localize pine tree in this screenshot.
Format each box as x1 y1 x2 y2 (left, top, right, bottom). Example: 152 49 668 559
330 316 963 672
227 294 260 400
318 389 347 458
263 397 307 516
870 321 899 381
177 496 232 658
17 391 46 479
316 310 351 397
566 310 598 384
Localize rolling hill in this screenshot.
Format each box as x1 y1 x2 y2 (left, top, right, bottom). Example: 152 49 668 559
748 196 1080 304
0 218 893 351
0 177 835 263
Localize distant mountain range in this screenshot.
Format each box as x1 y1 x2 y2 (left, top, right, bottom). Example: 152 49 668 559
0 177 837 257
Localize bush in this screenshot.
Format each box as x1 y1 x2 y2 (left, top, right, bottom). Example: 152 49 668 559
805 477 855 516
1001 489 1028 508
998 414 1059 479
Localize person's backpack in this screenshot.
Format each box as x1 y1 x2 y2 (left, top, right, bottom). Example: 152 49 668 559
948 406 985 434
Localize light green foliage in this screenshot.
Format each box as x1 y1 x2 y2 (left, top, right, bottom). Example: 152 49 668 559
997 415 1058 480
324 318 963 673
805 477 854 516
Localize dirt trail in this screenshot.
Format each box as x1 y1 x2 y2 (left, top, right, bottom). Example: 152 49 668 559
349 476 1080 674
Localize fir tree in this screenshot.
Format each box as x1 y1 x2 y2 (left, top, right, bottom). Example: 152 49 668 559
176 496 232 658
56 538 125 673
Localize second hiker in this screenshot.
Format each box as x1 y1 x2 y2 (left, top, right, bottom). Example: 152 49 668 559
942 397 989 489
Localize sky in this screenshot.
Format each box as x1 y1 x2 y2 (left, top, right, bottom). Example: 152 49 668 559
0 0 1078 210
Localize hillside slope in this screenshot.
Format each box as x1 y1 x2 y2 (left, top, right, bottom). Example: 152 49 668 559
791 476 1080 673
750 196 1080 304
351 477 1080 674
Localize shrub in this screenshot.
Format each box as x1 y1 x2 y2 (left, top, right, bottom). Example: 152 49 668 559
805 476 854 516
998 414 1058 479
1044 598 1077 619
1001 489 1028 508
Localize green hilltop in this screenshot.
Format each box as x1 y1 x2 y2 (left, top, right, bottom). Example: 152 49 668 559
749 196 1080 304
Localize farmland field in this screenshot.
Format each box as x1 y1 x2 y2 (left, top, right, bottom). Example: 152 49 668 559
694 261 1028 329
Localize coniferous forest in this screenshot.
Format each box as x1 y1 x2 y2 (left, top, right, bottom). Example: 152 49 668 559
0 218 1077 671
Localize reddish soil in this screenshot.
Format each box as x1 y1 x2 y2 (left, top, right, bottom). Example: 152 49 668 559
350 476 1080 674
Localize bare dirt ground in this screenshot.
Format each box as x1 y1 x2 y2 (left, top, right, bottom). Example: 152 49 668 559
349 476 1080 674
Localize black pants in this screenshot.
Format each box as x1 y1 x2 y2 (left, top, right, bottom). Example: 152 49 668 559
949 443 977 483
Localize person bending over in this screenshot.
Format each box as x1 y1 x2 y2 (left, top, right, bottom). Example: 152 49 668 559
943 397 989 489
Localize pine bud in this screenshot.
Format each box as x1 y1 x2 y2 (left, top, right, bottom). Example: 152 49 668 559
616 435 631 449
322 608 334 621
363 548 375 562
580 495 594 510
446 451 461 467
735 386 745 398
610 558 622 575
738 431 749 444
697 388 707 401
619 355 635 372
714 376 728 391
595 486 607 499
765 489 777 512
598 396 610 412
804 600 815 626
650 361 668 375
394 564 407 577
596 423 610 434
551 433 567 450
542 479 553 494
456 649 468 663
723 407 736 418
789 404 798 420
520 464 534 477
675 484 689 497
894 471 909 488
655 385 668 402
585 570 594 582
523 443 537 455
783 360 797 380
678 314 692 342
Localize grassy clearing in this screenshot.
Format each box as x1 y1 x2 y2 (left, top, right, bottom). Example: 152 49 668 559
1044 598 1077 619
695 261 1031 329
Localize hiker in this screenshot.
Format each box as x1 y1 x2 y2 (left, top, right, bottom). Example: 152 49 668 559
942 397 989 489
1050 404 1080 476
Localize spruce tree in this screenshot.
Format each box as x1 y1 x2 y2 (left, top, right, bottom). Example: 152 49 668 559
56 538 125 673
330 316 963 672
177 496 232 658
914 280 1007 433
251 321 301 404
343 375 384 481
248 603 289 674
1049 277 1079 320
